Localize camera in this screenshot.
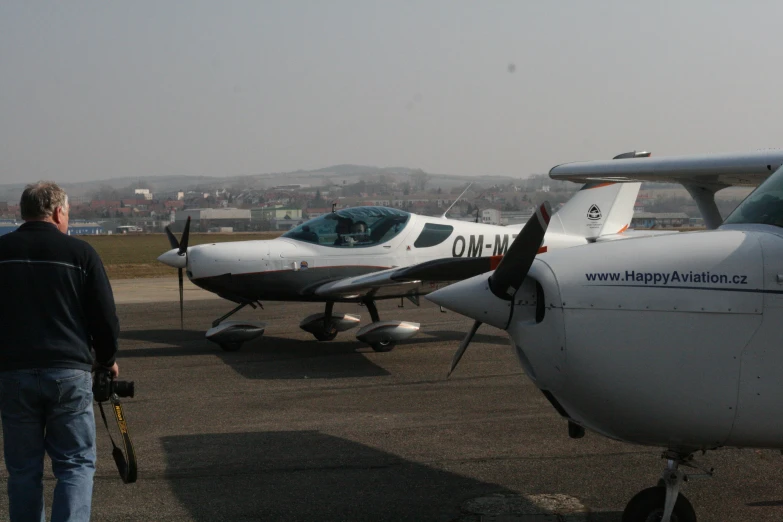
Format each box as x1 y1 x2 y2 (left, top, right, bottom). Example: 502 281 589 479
92 367 138 484
93 368 135 403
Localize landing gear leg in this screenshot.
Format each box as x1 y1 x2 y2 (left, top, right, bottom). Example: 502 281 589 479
660 458 686 522
313 302 338 342
212 301 256 328
365 299 380 323
364 299 381 323
363 299 396 352
622 452 698 522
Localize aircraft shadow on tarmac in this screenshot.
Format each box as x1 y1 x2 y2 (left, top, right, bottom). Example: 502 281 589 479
118 329 508 381
119 329 391 379
161 430 556 522
747 500 783 507
424 329 508 347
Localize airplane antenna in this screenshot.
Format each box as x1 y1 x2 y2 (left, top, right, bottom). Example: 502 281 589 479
440 182 473 219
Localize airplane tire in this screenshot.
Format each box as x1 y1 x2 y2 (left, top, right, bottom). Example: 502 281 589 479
219 342 243 352
313 330 338 342
622 486 696 522
371 340 396 352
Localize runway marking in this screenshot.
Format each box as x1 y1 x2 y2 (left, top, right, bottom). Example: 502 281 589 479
527 493 587 515
112 277 222 304
462 493 588 520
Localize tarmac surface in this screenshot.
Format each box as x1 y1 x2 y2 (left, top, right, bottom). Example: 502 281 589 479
2 277 783 521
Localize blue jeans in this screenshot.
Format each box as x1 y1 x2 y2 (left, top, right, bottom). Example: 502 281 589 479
0 369 96 522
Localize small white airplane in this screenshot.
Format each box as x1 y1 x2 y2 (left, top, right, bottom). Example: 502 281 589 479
426 149 783 522
158 152 649 352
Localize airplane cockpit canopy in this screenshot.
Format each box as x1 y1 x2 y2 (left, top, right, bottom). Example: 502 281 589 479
724 165 783 227
283 207 411 247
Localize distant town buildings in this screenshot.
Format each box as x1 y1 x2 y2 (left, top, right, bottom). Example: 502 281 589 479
134 188 153 200
481 209 502 225
250 206 304 230
0 171 731 235
631 212 690 228
0 221 103 236
174 208 252 232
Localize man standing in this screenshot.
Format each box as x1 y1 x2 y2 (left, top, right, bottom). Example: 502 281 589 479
0 182 119 522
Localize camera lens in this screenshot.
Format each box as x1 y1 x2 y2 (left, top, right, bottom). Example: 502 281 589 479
113 381 135 398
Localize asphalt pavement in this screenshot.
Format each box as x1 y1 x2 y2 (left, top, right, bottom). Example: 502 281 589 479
1 280 782 521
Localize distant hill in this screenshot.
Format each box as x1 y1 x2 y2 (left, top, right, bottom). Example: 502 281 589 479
0 164 536 202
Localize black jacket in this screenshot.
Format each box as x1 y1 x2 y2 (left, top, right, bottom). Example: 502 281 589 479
0 221 119 371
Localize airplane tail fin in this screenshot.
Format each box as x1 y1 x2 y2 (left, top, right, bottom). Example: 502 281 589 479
546 181 641 241
546 150 649 241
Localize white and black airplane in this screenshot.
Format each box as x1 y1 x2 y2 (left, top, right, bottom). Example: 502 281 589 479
426 149 783 522
158 153 650 352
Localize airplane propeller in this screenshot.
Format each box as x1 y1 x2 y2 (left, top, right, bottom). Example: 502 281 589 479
447 319 482 377
488 202 551 301
445 202 551 376
160 216 191 329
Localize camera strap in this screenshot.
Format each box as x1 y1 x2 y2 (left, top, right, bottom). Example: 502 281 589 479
97 394 137 484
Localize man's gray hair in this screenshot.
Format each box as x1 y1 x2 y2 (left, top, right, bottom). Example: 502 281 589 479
20 181 69 220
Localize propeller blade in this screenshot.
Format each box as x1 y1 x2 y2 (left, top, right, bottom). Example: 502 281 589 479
448 320 482 377
165 226 179 250
178 267 184 330
488 202 551 300
178 216 191 255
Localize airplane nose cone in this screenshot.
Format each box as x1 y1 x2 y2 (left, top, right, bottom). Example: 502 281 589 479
427 274 513 330
157 248 187 269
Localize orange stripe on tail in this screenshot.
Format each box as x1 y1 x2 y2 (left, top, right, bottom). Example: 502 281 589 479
582 182 616 190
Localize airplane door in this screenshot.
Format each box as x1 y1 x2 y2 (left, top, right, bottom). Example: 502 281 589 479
729 232 783 447
760 232 783 309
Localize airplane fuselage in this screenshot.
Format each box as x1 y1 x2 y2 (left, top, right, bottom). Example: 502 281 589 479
489 224 783 452
185 212 585 303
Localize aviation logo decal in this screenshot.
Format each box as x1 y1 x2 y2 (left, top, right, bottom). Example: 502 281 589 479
587 204 602 220
300 261 309 270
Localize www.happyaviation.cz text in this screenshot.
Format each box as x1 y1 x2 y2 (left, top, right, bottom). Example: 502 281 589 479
585 270 749 285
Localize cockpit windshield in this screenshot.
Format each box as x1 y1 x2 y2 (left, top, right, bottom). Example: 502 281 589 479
724 165 783 227
283 207 411 247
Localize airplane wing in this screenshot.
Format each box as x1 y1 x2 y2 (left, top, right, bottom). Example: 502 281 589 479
550 150 783 229
311 256 502 300
550 150 783 188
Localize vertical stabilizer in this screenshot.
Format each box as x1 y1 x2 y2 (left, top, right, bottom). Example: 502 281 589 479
546 182 641 240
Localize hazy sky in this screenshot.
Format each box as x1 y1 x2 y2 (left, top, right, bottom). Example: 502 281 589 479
2 1 783 184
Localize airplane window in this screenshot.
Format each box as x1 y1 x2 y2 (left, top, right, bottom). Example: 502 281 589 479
724 165 783 227
283 207 410 247
413 223 454 248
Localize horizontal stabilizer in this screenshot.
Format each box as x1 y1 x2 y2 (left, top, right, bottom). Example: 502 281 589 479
594 229 681 242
